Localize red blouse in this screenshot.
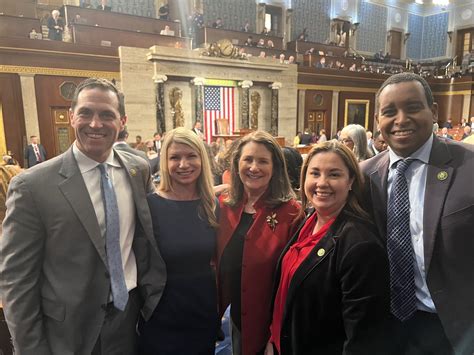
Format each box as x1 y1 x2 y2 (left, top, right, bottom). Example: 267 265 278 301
270 213 335 352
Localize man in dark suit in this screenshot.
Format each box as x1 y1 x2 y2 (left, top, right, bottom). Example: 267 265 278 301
1 78 166 354
361 73 474 355
369 131 388 156
192 121 205 141
440 127 453 139
24 135 47 168
114 129 159 175
47 9 64 41
97 0 111 11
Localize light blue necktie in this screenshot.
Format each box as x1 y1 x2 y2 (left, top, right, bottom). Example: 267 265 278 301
387 159 416 322
98 163 129 311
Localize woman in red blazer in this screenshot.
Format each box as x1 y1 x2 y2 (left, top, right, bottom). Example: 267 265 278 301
216 131 301 355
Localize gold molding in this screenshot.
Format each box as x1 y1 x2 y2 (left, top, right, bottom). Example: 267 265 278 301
344 99 370 128
298 84 378 93
0 46 117 60
0 65 119 79
433 90 473 96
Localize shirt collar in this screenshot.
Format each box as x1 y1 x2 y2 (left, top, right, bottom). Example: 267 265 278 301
72 142 121 174
388 133 433 169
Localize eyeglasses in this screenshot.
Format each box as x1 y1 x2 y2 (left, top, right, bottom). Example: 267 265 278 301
341 138 353 145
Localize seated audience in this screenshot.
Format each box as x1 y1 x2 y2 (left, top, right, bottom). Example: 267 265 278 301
47 10 64 41
267 39 274 48
266 141 390 354
241 21 251 32
244 36 254 46
297 28 309 41
257 38 266 47
440 127 453 139
160 25 174 36
158 3 169 20
315 57 326 68
340 124 373 161
317 129 327 143
261 27 270 35
212 17 224 29
138 128 219 353
461 126 471 140
97 0 111 11
216 131 300 354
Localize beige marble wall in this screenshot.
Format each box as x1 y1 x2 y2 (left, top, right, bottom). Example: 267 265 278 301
19 74 40 141
119 45 298 143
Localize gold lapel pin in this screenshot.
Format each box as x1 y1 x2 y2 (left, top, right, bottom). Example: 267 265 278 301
317 248 325 257
130 168 137 176
437 171 448 181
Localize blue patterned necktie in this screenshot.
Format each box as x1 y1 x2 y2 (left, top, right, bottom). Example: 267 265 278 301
98 163 129 311
387 159 416 322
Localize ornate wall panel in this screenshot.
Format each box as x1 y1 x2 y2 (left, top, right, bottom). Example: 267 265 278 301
86 0 156 18
202 0 256 32
291 0 330 43
356 1 387 53
421 12 448 59
407 13 423 60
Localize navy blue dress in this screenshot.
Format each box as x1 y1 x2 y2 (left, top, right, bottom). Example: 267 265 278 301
138 194 218 354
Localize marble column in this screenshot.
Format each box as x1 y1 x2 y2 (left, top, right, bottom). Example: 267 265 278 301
153 74 168 134
19 73 40 140
269 82 282 136
191 77 205 126
331 90 340 138
239 80 253 130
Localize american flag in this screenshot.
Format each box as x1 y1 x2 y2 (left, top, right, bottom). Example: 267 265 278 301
203 86 235 143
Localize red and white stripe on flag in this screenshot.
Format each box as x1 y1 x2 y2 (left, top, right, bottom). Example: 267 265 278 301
203 86 235 143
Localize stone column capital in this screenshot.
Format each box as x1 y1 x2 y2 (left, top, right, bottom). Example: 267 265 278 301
153 74 168 83
269 82 283 90
240 80 253 89
191 77 206 86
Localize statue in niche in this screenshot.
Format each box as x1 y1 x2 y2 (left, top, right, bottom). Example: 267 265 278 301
169 87 185 128
250 91 261 130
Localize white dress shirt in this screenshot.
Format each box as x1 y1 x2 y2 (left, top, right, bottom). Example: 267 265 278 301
72 143 137 293
387 134 436 313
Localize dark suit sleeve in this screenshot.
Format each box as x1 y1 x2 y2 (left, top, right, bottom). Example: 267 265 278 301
0 175 52 354
338 227 391 354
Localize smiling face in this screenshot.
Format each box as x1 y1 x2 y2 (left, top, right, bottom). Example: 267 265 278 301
70 87 126 162
304 152 353 220
376 81 437 157
238 141 273 199
167 142 202 189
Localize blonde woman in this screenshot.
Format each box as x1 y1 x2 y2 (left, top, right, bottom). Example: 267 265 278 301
138 128 218 354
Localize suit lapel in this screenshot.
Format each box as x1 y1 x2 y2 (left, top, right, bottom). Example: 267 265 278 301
423 137 453 273
114 150 159 253
281 214 343 323
369 153 390 239
58 148 108 267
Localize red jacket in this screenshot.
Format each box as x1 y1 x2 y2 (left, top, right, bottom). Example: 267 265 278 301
216 194 301 354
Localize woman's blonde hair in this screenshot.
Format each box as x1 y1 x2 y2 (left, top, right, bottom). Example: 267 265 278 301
299 140 370 221
225 131 295 208
159 127 218 228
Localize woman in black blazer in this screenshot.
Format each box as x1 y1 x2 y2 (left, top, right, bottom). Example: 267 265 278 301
265 141 390 355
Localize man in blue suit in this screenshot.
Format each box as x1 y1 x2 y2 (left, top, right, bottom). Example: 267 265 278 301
24 135 47 168
361 73 474 355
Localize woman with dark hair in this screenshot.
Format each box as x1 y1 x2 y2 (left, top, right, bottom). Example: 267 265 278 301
265 141 390 355
281 147 303 194
216 131 300 355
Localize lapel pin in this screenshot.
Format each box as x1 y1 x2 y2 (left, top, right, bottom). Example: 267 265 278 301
130 168 137 177
317 248 325 257
437 171 448 181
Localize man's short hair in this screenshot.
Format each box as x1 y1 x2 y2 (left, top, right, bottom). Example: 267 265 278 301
71 78 125 117
375 72 434 112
